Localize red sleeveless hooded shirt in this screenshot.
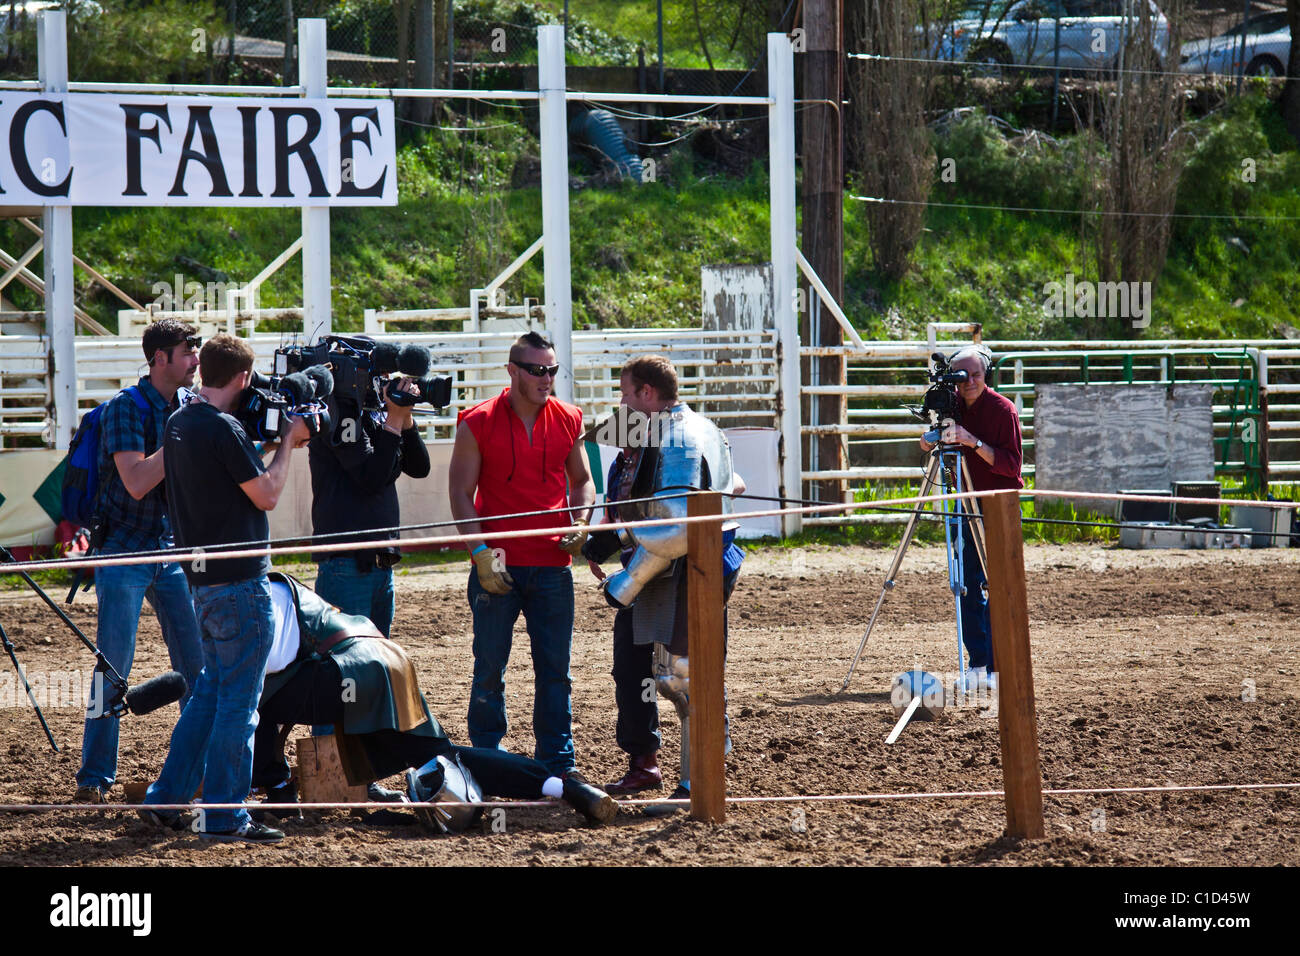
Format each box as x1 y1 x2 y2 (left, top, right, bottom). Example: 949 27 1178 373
458 388 584 566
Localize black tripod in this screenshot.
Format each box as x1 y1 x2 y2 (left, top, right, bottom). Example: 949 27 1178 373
839 435 988 692
0 545 129 752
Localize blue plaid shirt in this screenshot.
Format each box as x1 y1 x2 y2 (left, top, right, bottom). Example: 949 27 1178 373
97 377 173 551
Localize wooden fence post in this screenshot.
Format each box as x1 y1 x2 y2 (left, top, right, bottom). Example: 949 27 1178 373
687 491 726 822
982 490 1045 839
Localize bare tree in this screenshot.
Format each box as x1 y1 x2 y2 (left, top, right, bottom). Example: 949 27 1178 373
1093 2 1191 334
412 0 436 125
1283 0 1300 142
853 0 934 280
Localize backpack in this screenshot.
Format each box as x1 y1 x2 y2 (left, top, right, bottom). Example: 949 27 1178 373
60 386 153 528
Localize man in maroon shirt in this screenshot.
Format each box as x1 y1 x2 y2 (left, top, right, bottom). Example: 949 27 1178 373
919 345 1023 683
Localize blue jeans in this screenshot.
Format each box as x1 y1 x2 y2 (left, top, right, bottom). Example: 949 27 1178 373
958 521 994 671
144 577 275 833
314 557 394 638
467 565 574 776
77 538 203 791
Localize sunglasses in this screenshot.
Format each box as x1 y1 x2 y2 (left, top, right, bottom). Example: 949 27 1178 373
512 360 560 379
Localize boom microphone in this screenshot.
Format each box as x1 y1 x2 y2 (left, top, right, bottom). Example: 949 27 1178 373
278 372 315 405
123 671 188 716
371 342 401 375
304 364 334 400
397 344 432 378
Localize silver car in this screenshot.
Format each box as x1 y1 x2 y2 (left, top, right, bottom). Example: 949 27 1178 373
932 0 1170 72
1179 12 1291 77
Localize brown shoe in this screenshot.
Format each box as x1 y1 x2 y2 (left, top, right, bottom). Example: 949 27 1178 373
73 786 106 804
605 753 662 796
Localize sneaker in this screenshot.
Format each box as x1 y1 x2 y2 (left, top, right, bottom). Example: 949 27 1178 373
137 807 193 832
73 786 106 805
199 820 285 844
642 783 690 818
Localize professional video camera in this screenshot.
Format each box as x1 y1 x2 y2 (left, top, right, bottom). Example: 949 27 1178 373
233 364 335 443
910 351 969 444
273 334 454 415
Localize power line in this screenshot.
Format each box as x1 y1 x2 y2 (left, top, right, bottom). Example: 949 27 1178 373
851 193 1300 223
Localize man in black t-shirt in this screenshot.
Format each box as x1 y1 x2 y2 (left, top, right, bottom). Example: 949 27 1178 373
308 375 430 639
140 334 311 845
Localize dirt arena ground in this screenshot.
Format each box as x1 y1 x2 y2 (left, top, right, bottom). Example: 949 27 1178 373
2 541 1298 866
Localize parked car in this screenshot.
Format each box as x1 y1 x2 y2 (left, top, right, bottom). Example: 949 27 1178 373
1179 12 1291 76
930 0 1170 73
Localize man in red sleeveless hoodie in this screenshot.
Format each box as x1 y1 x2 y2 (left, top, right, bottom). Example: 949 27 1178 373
448 332 595 777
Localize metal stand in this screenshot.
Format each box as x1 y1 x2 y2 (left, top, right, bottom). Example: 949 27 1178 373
0 621 59 752
839 442 988 692
0 546 129 750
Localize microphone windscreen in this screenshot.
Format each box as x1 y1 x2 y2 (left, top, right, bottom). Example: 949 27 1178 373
397 344 432 378
279 372 314 405
124 671 187 716
371 342 400 374
304 364 334 400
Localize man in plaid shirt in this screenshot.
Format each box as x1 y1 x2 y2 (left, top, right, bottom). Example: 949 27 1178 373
74 319 204 804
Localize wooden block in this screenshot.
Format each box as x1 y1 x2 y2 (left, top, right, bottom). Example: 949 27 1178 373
295 734 367 805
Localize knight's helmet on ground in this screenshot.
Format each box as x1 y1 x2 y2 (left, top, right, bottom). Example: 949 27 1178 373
407 754 484 833
602 404 738 608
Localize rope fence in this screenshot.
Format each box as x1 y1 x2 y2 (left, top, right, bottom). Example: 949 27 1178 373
4 780 1297 817
3 488 1295 577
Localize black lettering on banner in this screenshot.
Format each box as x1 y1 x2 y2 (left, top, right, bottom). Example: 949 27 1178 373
121 104 172 196
237 105 261 197
336 107 386 198
168 106 232 197
269 107 329 198
10 100 72 196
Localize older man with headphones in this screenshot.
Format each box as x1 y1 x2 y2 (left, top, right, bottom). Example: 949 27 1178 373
919 345 1023 687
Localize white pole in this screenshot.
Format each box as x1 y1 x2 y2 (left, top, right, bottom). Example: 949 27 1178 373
39 10 74 449
299 18 331 339
538 24 574 404
768 32 800 535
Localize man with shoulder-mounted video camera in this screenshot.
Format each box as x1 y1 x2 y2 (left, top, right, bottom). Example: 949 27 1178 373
307 355 431 641
139 334 313 844
918 344 1023 686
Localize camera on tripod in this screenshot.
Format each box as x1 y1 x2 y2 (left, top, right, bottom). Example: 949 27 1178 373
273 334 454 415
915 351 969 445
234 365 335 443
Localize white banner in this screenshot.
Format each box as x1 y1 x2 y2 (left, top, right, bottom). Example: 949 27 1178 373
0 93 396 206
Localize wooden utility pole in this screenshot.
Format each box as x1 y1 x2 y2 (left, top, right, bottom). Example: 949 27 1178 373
801 0 846 504
686 492 726 823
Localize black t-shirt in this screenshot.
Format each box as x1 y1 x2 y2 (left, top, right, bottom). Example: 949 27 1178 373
164 400 270 585
308 398 431 563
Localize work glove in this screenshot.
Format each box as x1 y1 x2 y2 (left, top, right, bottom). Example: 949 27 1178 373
472 547 514 595
557 517 589 556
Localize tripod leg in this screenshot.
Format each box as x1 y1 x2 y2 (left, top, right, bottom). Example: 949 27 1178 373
840 455 944 693
1 623 59 752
